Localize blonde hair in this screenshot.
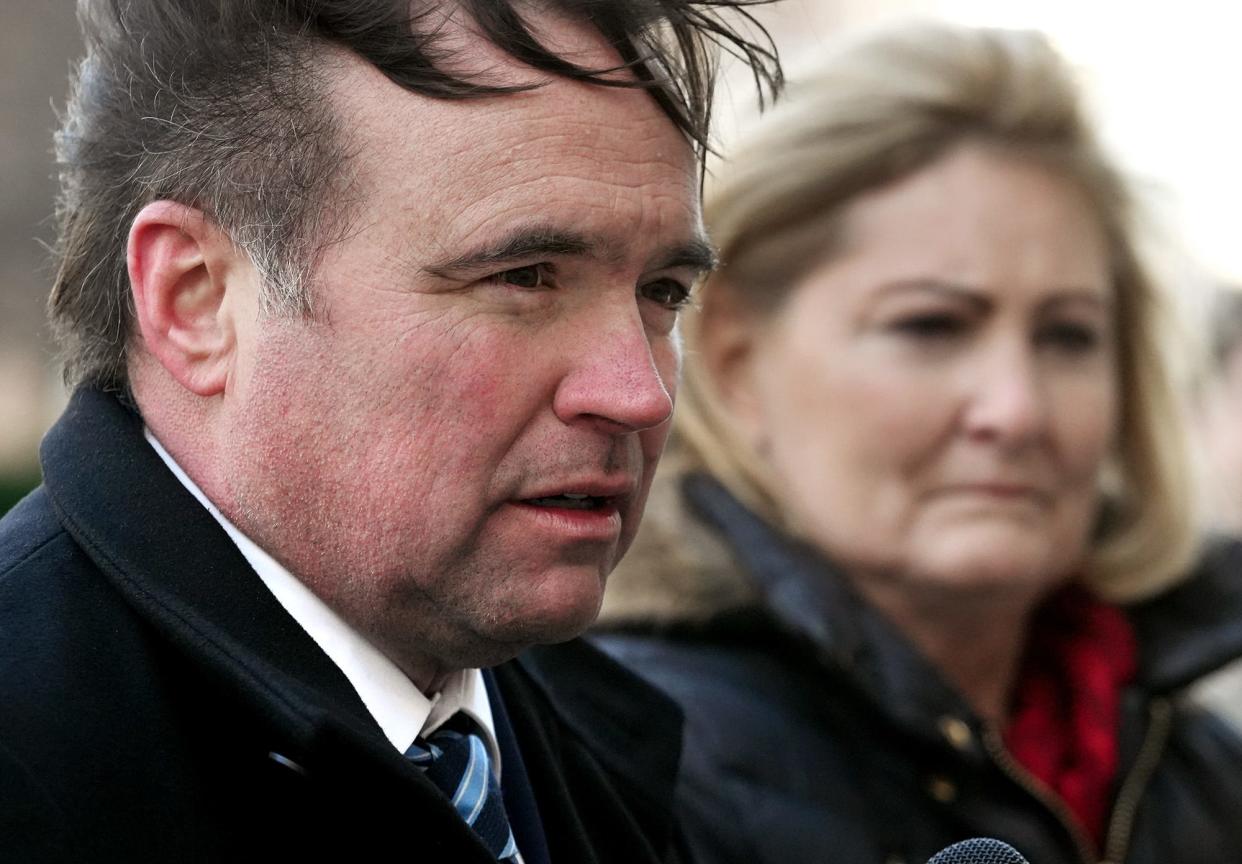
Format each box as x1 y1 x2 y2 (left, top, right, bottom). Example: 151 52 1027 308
677 20 1198 601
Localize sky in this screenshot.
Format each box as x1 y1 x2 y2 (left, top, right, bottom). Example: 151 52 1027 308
930 0 1241 284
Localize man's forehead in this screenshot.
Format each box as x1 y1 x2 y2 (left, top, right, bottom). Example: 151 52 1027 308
342 73 691 194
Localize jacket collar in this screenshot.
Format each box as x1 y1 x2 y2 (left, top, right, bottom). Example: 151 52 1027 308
512 640 684 846
681 473 978 739
1126 536 1242 692
40 387 387 753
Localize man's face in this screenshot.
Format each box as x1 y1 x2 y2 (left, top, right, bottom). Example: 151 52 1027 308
218 22 705 680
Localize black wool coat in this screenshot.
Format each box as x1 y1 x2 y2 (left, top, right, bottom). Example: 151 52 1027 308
596 472 1242 864
0 388 684 863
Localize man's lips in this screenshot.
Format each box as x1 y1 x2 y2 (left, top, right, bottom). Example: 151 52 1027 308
503 476 636 540
512 477 636 511
523 493 613 510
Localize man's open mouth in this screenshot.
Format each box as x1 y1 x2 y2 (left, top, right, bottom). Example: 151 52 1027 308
523 493 610 511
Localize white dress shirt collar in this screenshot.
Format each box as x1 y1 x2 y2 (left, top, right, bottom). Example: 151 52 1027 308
144 428 497 765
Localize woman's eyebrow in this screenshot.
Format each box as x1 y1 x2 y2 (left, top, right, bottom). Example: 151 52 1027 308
873 278 992 312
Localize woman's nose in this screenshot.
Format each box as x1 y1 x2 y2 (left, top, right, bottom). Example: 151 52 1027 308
960 342 1048 449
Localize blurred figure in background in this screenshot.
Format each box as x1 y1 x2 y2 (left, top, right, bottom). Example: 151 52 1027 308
1188 287 1242 732
595 21 1242 864
1195 288 1242 533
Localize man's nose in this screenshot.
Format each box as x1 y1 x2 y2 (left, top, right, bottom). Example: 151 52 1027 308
552 307 675 434
961 342 1048 448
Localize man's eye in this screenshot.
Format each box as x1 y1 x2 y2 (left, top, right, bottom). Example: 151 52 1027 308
641 278 691 309
494 264 548 289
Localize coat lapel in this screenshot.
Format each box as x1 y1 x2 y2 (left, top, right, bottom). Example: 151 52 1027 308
41 388 385 749
494 640 684 863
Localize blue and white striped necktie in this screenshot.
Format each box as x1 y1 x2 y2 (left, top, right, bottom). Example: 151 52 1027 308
406 714 522 863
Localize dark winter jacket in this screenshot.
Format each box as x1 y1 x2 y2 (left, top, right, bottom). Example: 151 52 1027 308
595 471 1242 864
0 388 686 863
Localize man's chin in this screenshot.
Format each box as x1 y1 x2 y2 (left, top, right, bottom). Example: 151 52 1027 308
472 586 606 660
443 620 593 672
499 598 604 647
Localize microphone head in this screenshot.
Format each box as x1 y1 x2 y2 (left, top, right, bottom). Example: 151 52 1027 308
927 838 1030 864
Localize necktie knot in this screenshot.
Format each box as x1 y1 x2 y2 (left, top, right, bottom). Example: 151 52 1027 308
406 714 521 862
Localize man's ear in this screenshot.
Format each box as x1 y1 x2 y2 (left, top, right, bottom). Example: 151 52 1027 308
696 284 767 444
127 201 252 397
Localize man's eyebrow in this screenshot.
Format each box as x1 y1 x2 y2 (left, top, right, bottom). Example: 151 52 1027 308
422 227 597 278
421 225 718 278
656 236 718 275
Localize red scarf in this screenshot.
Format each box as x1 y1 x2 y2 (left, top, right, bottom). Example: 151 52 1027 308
1003 585 1137 851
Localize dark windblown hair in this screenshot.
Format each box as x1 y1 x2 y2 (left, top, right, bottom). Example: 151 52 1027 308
50 0 782 392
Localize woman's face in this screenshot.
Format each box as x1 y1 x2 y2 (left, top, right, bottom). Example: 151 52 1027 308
725 142 1119 597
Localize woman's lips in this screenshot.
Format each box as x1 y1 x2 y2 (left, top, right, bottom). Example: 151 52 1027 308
935 482 1054 505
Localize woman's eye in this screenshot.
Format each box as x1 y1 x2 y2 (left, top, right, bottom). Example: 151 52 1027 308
493 264 548 289
641 278 691 309
891 313 965 339
1039 322 1099 353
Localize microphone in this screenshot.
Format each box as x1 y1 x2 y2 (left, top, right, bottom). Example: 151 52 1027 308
927 838 1030 864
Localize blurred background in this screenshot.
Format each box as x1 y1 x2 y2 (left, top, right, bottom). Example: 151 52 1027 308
2 0 1240 514
1 5 80 512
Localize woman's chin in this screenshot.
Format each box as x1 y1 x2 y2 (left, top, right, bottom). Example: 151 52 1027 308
900 528 1080 600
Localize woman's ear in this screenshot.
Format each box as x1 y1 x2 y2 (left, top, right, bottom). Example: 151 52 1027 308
695 283 770 447
127 201 252 396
